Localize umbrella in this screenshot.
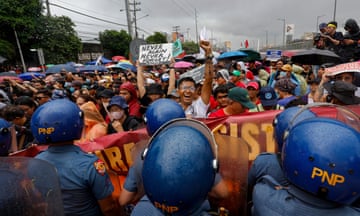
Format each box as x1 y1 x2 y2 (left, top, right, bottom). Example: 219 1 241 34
174 61 194 69
45 64 77 74
112 62 134 70
112 56 127 62
28 67 42 72
0 72 22 82
238 48 261 61
217 51 248 60
18 72 45 81
79 65 108 73
291 49 341 65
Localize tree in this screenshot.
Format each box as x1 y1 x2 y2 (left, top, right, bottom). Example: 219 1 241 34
99 30 132 58
35 16 82 64
182 41 200 54
146 32 167 44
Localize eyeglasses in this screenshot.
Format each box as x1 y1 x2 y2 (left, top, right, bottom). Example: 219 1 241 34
180 86 196 92
35 96 48 100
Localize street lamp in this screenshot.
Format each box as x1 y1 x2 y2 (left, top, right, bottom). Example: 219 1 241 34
333 0 337 21
316 15 326 32
277 18 286 47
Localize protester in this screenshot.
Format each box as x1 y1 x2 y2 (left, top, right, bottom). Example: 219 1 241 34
257 86 281 111
177 40 213 118
208 87 255 117
323 80 360 105
107 96 141 134
31 99 116 215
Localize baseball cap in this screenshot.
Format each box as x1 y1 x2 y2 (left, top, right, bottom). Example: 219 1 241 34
161 73 169 82
259 86 278 107
281 64 292 72
319 22 327 30
228 87 255 109
246 81 259 90
232 70 241 77
99 89 115 98
323 80 360 105
107 95 128 110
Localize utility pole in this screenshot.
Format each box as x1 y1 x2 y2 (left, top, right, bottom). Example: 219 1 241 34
14 28 26 73
124 0 133 38
45 0 51 16
129 1 141 38
195 8 199 45
172 26 180 41
186 28 190 41
333 0 337 21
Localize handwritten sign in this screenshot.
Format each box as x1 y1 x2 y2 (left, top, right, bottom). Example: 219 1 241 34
179 65 205 84
139 43 172 66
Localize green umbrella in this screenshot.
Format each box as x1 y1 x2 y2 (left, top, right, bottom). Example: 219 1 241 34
238 48 261 62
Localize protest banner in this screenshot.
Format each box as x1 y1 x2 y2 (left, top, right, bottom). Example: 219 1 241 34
179 65 205 84
138 43 172 66
12 105 360 215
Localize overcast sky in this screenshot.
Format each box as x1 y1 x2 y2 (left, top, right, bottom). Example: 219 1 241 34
49 0 359 50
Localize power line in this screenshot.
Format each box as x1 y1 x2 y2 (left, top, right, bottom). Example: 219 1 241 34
49 2 128 27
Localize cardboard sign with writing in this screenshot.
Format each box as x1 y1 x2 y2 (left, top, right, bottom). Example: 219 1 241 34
179 65 205 84
139 43 173 66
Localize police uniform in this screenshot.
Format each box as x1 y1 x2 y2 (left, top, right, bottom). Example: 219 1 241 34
248 153 288 188
252 175 360 216
36 145 114 216
131 195 211 216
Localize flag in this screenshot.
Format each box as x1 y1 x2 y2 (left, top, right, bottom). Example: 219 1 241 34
95 55 103 66
173 39 183 58
245 40 249 48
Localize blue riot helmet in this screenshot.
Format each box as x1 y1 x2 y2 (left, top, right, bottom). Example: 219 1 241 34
31 99 84 144
273 106 316 151
0 118 11 156
142 119 218 215
282 117 360 205
144 98 185 136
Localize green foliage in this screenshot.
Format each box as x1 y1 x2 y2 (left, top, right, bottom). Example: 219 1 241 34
36 16 82 64
99 29 132 57
0 0 82 65
146 32 167 44
182 41 200 54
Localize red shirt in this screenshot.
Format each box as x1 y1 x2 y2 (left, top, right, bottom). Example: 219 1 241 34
208 108 226 118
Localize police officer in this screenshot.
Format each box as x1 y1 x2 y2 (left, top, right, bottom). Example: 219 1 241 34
248 106 316 189
131 118 220 215
119 98 186 206
31 99 115 215
252 117 360 215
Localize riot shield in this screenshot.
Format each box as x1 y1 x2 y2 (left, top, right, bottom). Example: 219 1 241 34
209 132 249 216
0 157 64 216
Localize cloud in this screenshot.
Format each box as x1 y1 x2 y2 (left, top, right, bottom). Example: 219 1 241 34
50 0 360 50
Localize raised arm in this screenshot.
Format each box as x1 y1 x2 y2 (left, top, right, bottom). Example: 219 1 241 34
199 40 214 105
136 61 146 98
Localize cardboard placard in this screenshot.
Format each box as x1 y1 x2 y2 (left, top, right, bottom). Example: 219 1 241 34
139 43 173 66
179 65 205 84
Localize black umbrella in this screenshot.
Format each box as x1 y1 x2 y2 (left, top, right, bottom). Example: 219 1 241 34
291 48 341 65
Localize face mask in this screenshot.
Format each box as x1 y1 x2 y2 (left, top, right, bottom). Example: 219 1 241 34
111 111 124 120
69 87 75 93
86 79 91 83
279 72 287 77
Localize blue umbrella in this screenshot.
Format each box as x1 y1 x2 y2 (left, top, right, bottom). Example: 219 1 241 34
217 51 248 60
18 72 45 81
79 65 108 73
46 64 77 74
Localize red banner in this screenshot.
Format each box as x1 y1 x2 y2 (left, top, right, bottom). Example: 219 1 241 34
11 106 360 215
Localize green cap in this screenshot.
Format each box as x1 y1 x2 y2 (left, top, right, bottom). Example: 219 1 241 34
228 87 255 109
232 70 241 77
